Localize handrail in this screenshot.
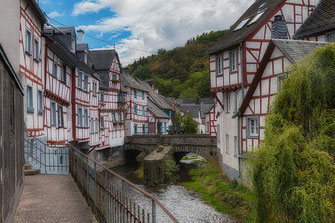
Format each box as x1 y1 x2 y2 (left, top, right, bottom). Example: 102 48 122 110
67 142 179 223
25 132 178 222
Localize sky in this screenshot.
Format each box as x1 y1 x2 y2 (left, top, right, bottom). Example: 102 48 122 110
39 0 253 65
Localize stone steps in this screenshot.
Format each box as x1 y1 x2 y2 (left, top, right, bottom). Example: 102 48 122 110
24 164 40 176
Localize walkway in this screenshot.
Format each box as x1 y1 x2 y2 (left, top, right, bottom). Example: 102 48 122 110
14 175 96 223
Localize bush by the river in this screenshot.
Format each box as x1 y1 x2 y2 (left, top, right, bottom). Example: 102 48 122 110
250 44 335 223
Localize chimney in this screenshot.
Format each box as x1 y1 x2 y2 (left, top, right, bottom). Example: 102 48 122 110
77 30 84 44
271 15 288 39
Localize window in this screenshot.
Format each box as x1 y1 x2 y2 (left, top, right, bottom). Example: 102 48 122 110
142 125 146 135
247 117 259 138
95 118 99 133
92 82 97 96
134 124 138 135
119 113 122 122
164 122 167 132
84 109 88 127
100 116 105 129
234 136 238 156
78 108 82 127
230 50 238 72
112 112 116 122
50 102 57 126
27 85 34 113
101 93 104 103
326 32 335 42
134 105 138 115
142 91 145 100
234 18 249 31
248 11 265 25
91 118 94 133
278 73 288 90
25 29 32 55
61 63 67 84
226 134 229 154
216 55 223 75
234 91 238 113
134 89 137 98
37 90 43 115
78 72 83 89
58 105 64 128
34 38 39 61
84 75 89 91
142 106 145 116
226 93 231 113
52 61 58 78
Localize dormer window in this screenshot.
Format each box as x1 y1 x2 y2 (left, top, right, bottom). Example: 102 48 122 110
230 50 238 73
234 19 249 31
248 11 265 26
216 55 223 75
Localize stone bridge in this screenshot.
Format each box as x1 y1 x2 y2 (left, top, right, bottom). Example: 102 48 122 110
124 135 218 162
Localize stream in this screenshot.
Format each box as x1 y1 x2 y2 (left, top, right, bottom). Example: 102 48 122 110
109 154 234 223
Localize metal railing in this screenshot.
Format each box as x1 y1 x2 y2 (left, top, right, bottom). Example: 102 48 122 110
24 133 178 222
69 144 179 223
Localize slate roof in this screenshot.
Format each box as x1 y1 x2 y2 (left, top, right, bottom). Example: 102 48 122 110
179 105 201 119
294 0 335 39
209 0 283 54
96 70 110 90
238 39 326 116
272 39 327 63
120 71 148 92
138 81 172 110
202 104 214 116
148 99 169 119
89 50 116 70
176 98 214 105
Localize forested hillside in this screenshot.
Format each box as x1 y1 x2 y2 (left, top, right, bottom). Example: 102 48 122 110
127 30 227 98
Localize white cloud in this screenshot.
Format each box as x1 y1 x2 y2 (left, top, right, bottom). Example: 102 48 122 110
48 11 65 18
73 0 253 65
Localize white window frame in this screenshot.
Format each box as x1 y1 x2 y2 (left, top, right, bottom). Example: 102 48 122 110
91 118 94 133
78 108 83 127
216 55 223 75
226 93 231 113
84 75 89 92
58 105 64 128
34 38 39 61
230 50 238 73
78 71 83 89
84 109 89 127
27 85 34 113
119 112 123 122
226 134 229 154
25 29 32 55
37 89 43 115
100 116 105 129
142 106 145 116
95 118 99 133
61 63 67 84
234 136 238 156
247 116 259 138
52 61 58 78
278 73 288 90
50 102 57 127
101 92 105 103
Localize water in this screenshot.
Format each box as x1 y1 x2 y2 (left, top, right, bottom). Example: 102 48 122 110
110 157 234 223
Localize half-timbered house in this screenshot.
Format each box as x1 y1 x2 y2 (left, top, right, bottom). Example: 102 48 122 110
209 0 320 180
89 49 126 150
147 99 170 135
205 105 217 136
121 71 149 136
294 0 335 42
19 0 47 138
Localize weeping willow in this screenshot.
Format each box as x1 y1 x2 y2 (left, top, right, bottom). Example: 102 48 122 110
250 44 335 223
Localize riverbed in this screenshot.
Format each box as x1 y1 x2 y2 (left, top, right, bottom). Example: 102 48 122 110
110 159 234 223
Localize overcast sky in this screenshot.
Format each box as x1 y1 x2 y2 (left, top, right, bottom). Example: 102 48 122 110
40 0 252 65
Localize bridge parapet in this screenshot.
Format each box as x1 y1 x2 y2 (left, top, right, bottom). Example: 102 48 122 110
125 135 218 161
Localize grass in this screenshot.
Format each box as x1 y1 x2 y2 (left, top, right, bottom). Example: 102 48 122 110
136 166 144 179
182 163 256 222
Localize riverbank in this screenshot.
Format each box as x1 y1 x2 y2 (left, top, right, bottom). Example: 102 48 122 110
182 163 256 222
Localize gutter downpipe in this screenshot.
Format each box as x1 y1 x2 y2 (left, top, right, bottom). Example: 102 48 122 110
238 41 245 180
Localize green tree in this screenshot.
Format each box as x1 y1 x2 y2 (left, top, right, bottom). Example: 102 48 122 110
182 114 198 134
179 88 199 99
250 45 335 223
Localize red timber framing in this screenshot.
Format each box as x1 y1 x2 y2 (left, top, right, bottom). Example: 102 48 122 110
206 106 217 136
239 41 292 154
209 0 318 94
43 41 72 148
19 0 45 137
96 54 125 150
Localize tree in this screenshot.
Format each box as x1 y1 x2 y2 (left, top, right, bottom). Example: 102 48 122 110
172 113 198 135
250 45 335 223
